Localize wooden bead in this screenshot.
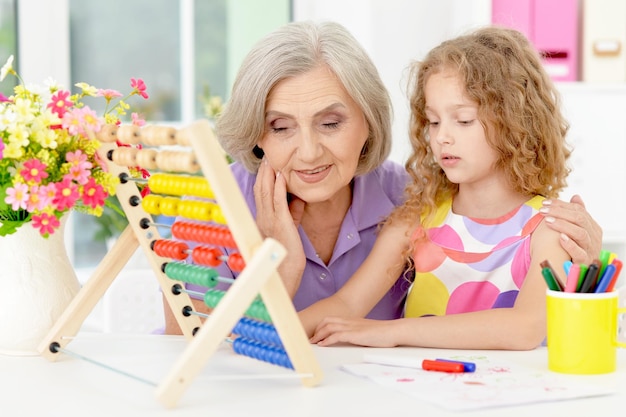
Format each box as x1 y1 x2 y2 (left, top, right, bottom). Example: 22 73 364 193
135 149 159 170
96 124 118 143
142 125 177 146
117 125 141 144
111 147 138 167
155 151 200 173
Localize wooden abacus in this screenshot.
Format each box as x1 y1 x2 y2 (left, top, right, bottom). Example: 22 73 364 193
38 119 323 408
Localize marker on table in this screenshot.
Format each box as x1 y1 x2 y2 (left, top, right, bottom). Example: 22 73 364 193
363 353 474 373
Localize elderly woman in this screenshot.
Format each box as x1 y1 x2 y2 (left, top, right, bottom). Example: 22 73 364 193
164 21 602 334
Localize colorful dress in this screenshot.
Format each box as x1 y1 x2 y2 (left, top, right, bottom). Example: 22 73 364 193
405 195 545 318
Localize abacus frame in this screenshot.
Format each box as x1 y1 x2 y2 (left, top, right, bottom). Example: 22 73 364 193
38 119 323 408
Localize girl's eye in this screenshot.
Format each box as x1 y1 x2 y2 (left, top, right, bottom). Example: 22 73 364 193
428 121 439 127
459 119 474 125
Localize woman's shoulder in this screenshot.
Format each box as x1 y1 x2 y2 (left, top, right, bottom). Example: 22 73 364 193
369 160 409 204
228 162 257 206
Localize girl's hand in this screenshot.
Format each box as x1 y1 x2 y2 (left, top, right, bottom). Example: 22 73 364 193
310 317 399 348
540 194 603 265
254 159 306 296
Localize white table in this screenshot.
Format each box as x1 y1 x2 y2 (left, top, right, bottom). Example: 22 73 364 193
1 333 625 417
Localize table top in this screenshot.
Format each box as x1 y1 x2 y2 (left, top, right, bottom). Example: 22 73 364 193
1 333 625 417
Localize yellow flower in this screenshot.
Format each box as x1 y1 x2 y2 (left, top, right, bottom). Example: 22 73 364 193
75 82 98 97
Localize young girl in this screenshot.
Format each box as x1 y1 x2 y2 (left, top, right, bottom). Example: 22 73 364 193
300 26 572 350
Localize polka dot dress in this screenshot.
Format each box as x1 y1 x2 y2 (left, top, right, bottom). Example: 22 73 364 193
405 196 545 318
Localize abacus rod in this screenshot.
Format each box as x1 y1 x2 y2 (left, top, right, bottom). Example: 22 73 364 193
56 346 157 387
185 310 210 319
179 288 205 298
197 373 315 382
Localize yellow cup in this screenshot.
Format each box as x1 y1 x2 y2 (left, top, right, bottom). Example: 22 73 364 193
546 289 626 374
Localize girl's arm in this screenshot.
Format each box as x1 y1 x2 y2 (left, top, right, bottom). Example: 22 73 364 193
310 221 570 350
298 220 410 337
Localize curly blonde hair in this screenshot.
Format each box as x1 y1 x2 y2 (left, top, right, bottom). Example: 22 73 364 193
391 26 571 230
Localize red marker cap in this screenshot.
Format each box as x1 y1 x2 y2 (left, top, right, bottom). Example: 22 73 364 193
422 359 465 373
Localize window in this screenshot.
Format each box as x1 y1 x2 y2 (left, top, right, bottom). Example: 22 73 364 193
37 0 290 269
4 0 292 269
0 0 16 97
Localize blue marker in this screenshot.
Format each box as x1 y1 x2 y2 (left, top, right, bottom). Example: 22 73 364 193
594 264 616 293
563 260 572 276
436 358 476 372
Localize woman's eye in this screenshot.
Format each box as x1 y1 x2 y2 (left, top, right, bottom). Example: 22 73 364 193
322 122 340 129
269 119 291 133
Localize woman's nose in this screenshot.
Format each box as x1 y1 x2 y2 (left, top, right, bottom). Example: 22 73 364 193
297 130 323 161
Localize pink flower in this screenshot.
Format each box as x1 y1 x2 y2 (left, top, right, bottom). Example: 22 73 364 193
131 112 146 127
47 90 73 117
62 106 102 137
81 177 107 209
20 159 49 183
0 140 4 159
31 212 60 236
130 77 149 99
38 183 57 207
4 183 29 210
0 92 10 103
65 150 92 185
52 178 80 211
25 185 46 211
96 89 122 100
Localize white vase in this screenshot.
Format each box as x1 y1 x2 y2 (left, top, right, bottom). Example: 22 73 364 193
0 217 80 356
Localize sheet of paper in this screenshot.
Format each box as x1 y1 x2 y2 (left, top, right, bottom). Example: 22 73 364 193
341 354 615 411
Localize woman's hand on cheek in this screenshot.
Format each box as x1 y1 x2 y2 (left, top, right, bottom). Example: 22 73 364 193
254 159 306 296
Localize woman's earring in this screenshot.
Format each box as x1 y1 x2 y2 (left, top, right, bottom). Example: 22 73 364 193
253 145 265 159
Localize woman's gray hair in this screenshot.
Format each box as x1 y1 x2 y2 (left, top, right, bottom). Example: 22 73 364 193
216 20 392 174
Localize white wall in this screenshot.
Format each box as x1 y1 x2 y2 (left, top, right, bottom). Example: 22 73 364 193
293 0 626 263
293 0 492 164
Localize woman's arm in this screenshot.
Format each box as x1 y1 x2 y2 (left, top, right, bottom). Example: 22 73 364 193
310 221 570 350
298 220 409 337
540 194 603 265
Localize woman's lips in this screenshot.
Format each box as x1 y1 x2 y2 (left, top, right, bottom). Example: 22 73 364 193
295 164 332 183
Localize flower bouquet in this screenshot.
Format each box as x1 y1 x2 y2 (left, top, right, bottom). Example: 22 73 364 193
0 55 150 238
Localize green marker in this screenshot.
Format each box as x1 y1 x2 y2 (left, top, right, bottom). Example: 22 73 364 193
542 267 561 291
599 249 611 277
577 264 588 292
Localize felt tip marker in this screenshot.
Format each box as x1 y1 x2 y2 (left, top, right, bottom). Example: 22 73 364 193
540 260 564 291
436 358 477 372
363 353 472 373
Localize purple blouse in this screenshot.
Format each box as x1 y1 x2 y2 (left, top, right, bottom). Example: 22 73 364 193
187 160 410 320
